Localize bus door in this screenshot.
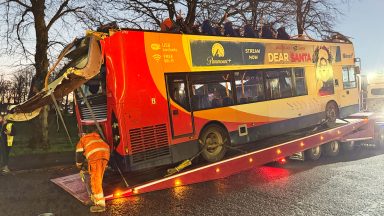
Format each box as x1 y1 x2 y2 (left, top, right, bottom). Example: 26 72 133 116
166 74 194 138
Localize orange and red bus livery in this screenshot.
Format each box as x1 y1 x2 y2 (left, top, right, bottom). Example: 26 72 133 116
73 29 359 172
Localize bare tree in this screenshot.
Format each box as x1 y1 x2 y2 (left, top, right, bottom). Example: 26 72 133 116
11 73 25 104
10 66 33 104
286 0 344 37
86 0 200 29
199 0 346 37
0 0 89 148
90 0 347 38
206 0 290 30
5 81 13 104
0 75 9 104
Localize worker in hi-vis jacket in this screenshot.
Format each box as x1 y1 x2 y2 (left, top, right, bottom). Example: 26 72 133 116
76 128 110 213
0 114 15 174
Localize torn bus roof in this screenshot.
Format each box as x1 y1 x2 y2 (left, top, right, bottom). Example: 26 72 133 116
5 107 41 122
11 75 86 114
10 36 103 115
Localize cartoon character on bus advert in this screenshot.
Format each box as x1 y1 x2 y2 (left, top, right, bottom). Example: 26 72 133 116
313 46 334 96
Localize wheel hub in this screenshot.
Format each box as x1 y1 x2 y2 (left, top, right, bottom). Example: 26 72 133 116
327 109 336 119
311 146 320 155
205 132 223 154
330 141 339 152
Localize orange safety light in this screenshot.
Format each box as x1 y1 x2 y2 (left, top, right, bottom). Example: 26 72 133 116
300 142 305 147
276 149 282 154
337 130 341 135
215 168 220 173
133 189 139 194
320 136 324 141
175 179 182 186
249 158 253 163
114 191 121 197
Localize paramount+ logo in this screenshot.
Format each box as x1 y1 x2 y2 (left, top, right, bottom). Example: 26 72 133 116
207 42 232 65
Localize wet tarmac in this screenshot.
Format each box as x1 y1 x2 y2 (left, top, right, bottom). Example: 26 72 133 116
1 146 384 216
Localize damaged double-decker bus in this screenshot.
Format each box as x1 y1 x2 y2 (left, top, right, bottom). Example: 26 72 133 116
9 28 360 172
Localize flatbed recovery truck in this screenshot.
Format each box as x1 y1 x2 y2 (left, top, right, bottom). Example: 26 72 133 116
52 111 384 204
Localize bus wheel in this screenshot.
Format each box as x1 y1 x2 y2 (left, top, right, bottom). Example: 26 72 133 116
325 102 338 128
200 125 228 163
324 141 340 157
341 141 355 152
304 146 322 161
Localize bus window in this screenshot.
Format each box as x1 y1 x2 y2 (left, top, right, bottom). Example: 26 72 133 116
349 67 356 87
234 71 265 104
294 68 307 96
342 66 357 89
168 77 190 111
266 78 280 99
191 73 233 110
265 69 293 99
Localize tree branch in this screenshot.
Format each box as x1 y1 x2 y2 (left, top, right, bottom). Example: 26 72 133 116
8 0 31 9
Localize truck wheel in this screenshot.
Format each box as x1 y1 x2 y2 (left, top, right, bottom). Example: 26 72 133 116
304 146 322 161
200 125 228 163
324 141 340 157
341 141 355 152
375 126 384 149
325 102 338 128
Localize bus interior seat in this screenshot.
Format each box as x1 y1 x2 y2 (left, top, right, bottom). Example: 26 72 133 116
201 95 209 109
239 97 248 104
211 98 221 107
223 97 233 106
192 95 200 110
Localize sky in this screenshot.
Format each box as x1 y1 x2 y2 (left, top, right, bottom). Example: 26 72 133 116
0 0 383 76
336 0 384 74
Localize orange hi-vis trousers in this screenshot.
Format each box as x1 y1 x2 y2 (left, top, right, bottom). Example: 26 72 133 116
89 159 108 207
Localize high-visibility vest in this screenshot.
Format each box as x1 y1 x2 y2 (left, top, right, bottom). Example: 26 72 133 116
76 133 110 162
6 123 14 147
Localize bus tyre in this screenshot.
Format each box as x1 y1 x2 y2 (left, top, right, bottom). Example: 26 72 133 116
323 141 340 157
325 102 338 128
200 125 228 163
341 141 355 152
304 146 322 161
